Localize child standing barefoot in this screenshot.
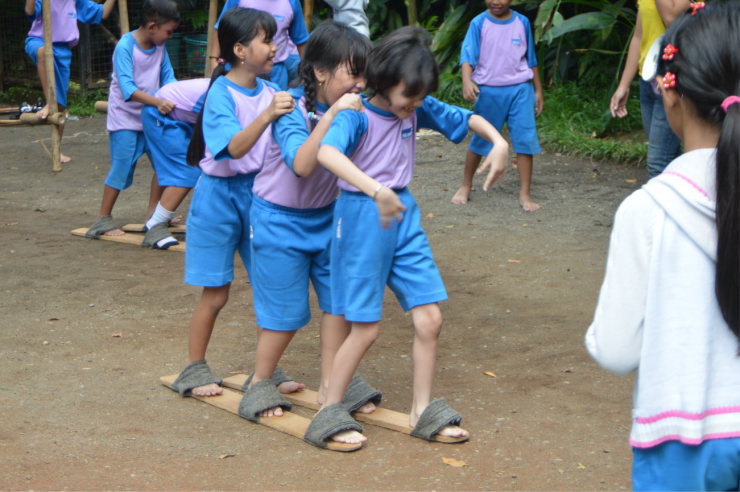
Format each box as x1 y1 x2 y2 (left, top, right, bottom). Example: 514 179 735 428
86 0 180 239
452 0 543 210
308 27 508 447
586 4 740 489
172 8 294 398
24 0 117 163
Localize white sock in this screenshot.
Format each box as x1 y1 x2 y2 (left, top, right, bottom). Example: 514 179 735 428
156 236 179 249
146 202 174 230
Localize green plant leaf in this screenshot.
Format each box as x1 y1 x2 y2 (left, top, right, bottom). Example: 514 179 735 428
552 11 564 27
548 12 617 41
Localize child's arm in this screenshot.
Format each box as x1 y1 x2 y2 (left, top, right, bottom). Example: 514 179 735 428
25 0 37 17
101 0 116 20
292 93 363 177
468 115 508 190
654 0 692 26
610 13 642 118
113 41 176 114
461 63 479 103
460 15 483 103
532 66 543 117
523 16 543 117
130 91 176 114
227 92 295 159
288 0 310 55
209 0 240 72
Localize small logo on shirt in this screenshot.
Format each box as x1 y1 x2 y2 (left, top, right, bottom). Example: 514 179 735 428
512 38 521 45
401 127 413 139
67 12 77 18
274 14 285 21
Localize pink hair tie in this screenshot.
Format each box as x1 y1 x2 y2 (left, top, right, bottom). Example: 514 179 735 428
721 95 740 113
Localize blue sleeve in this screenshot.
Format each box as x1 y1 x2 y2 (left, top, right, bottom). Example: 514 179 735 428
75 0 103 25
202 83 244 161
272 103 310 175
320 110 368 157
159 50 177 86
193 91 207 115
215 0 241 30
26 0 42 21
521 15 538 68
288 0 310 45
460 15 483 68
113 36 138 101
416 96 473 144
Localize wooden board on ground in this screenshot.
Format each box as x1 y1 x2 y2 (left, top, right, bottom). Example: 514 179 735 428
71 228 186 252
160 374 361 452
121 224 187 233
222 374 467 443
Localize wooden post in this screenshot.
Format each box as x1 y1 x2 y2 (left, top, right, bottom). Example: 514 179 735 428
41 0 62 171
205 0 218 77
78 23 91 94
304 0 314 32
119 0 130 35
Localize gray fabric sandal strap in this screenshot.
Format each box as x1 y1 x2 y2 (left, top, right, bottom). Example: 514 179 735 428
171 360 223 397
85 215 120 238
238 378 292 423
241 364 294 391
142 222 178 249
342 374 382 414
409 398 462 441
304 403 363 449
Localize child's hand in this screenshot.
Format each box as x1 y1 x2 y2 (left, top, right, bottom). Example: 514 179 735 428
463 80 480 103
157 99 176 115
328 93 364 117
374 187 407 229
266 91 296 121
610 86 630 118
535 91 544 117
477 143 508 191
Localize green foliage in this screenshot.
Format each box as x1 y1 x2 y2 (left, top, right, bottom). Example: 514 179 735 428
66 89 109 117
0 85 44 106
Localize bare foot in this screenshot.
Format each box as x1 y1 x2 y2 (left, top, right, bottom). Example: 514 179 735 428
259 406 284 418
355 401 376 414
169 215 183 225
103 228 125 237
451 184 473 205
519 196 541 212
60 153 71 164
277 380 306 394
191 383 223 397
410 402 469 439
37 104 49 120
329 429 366 444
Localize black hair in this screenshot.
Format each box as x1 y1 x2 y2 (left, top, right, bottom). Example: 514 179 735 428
297 20 372 126
140 0 182 27
187 8 277 167
657 2 740 342
365 26 439 100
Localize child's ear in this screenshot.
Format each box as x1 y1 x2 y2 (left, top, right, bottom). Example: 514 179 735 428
314 67 327 85
233 42 246 62
146 21 158 33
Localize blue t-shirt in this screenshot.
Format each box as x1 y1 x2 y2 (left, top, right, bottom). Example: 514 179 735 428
273 86 330 172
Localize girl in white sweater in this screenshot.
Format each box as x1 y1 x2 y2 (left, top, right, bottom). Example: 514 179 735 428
586 3 740 490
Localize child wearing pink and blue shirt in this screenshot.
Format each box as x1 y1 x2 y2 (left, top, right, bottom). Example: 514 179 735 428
453 0 544 212
24 0 116 162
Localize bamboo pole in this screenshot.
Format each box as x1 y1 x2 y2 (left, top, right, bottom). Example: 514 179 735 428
304 0 314 32
95 101 108 113
41 0 62 171
205 0 218 77
119 0 130 35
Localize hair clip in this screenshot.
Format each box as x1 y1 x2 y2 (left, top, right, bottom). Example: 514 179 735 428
663 72 677 89
721 95 740 113
691 2 705 15
308 112 320 121
663 44 679 61
217 58 226 65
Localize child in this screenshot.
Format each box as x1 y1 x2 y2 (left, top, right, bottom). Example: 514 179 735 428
24 0 117 163
209 0 309 91
171 8 296 398
140 78 210 249
85 0 181 239
586 3 740 489
452 0 543 211
239 21 374 424
309 26 509 446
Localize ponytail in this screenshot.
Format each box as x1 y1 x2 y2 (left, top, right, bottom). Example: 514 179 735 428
657 2 740 340
186 8 277 166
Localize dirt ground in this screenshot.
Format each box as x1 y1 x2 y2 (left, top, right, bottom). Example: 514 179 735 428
0 117 647 491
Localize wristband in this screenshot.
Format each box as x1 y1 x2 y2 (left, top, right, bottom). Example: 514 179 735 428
372 185 383 201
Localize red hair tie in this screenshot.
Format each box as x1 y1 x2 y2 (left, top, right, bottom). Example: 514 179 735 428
663 72 676 89
721 96 740 113
691 2 705 15
663 44 679 61
217 58 226 65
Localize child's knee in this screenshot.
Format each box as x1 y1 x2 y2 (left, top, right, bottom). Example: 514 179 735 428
202 287 229 311
353 322 379 345
414 306 443 340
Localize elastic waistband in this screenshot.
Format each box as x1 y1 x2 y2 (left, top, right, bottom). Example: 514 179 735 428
201 171 258 183
252 194 335 217
339 186 408 199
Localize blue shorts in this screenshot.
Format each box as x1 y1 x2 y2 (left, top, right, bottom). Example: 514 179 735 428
141 106 201 188
25 37 72 108
470 82 541 156
331 188 447 322
632 438 740 491
250 195 336 331
285 54 301 84
105 130 152 191
185 172 256 287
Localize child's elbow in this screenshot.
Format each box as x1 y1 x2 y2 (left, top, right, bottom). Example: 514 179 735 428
317 145 331 166
584 329 639 376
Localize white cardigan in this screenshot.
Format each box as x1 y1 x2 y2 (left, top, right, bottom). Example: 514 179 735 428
585 148 740 448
